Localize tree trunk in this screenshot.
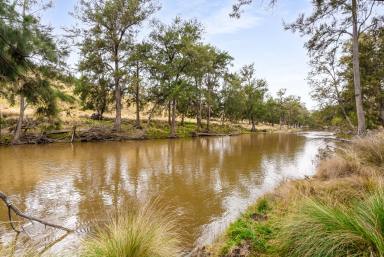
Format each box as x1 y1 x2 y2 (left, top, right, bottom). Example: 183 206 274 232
170 98 177 137
279 116 283 130
135 63 141 129
13 94 25 144
251 118 256 132
339 105 355 130
168 101 171 126
147 102 158 126
0 104 2 140
195 79 202 129
181 114 185 126
113 57 122 132
206 104 211 132
206 84 211 132
380 99 384 126
352 0 366 135
197 97 202 129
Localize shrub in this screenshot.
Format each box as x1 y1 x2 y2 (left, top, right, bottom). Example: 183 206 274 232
279 189 384 257
80 201 181 257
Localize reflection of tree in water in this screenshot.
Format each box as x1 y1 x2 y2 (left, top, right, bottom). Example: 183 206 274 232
0 134 308 251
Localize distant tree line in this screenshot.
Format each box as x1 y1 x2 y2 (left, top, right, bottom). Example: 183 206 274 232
0 0 312 142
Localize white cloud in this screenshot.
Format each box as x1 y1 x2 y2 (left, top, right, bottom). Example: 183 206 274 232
204 5 261 36
156 0 262 36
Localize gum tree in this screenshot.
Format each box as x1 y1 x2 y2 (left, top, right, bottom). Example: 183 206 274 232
73 0 158 131
232 0 384 135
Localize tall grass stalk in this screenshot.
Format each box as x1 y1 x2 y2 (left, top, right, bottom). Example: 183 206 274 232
279 189 384 257
80 201 181 257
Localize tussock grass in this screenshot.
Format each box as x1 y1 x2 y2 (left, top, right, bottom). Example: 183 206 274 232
80 201 181 257
279 188 384 257
345 132 384 168
316 132 384 180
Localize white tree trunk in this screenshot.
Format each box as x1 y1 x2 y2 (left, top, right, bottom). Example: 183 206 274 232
351 0 366 135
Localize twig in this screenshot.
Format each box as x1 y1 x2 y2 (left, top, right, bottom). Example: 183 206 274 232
0 191 73 233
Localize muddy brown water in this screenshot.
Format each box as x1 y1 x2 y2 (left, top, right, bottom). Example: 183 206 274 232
0 132 333 255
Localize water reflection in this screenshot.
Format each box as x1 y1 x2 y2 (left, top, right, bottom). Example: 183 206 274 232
0 133 327 253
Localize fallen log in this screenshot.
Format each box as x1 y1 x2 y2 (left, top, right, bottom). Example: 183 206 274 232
0 191 73 233
192 132 228 137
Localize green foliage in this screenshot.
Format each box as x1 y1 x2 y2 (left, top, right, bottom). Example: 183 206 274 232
0 0 68 119
74 76 110 119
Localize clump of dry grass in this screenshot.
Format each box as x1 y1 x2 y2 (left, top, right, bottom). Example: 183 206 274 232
316 156 362 179
345 132 384 168
315 132 384 180
80 201 181 257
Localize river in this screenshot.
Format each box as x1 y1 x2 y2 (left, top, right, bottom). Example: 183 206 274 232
0 132 332 255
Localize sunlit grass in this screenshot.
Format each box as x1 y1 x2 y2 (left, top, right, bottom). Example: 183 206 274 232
80 201 181 257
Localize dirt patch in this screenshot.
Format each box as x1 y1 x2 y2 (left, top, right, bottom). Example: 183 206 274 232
224 241 252 257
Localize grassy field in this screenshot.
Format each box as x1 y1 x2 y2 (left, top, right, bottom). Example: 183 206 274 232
204 132 384 257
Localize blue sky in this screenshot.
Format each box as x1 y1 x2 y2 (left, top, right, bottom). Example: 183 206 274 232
42 0 315 108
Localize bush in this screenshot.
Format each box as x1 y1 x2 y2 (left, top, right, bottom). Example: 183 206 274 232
279 189 384 257
80 201 181 257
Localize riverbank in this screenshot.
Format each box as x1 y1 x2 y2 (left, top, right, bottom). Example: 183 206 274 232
197 131 384 257
0 117 300 145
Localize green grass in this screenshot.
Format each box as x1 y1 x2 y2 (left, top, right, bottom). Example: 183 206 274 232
80 201 181 257
280 189 384 257
220 197 277 256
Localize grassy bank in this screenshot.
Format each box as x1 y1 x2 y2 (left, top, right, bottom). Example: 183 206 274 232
204 132 384 257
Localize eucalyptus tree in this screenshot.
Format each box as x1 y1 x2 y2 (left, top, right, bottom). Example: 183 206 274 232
276 88 287 129
264 97 280 126
126 42 152 128
241 64 268 131
222 73 246 123
73 0 158 131
74 76 111 120
148 18 203 137
187 43 212 129
308 49 355 130
204 47 232 131
0 0 68 143
232 0 384 135
285 0 384 135
75 36 113 120
340 28 384 128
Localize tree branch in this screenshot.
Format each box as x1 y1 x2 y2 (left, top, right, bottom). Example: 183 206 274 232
0 191 73 233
